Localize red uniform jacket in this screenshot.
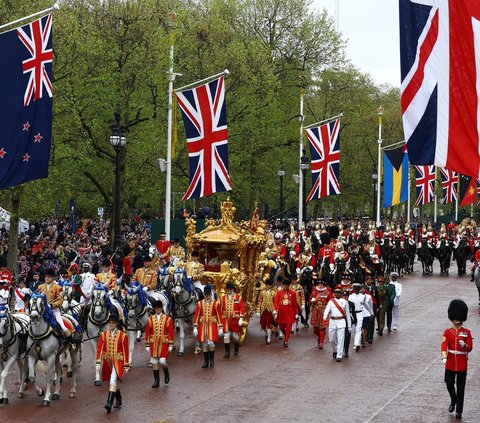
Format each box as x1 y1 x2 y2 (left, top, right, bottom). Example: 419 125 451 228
194 299 223 342
96 329 129 382
0 269 13 287
317 246 334 263
441 327 473 372
123 255 133 277
272 243 287 260
156 239 171 260
220 293 245 333
309 286 332 329
145 314 174 358
273 288 299 325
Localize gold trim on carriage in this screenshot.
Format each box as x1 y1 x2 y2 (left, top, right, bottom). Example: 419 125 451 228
184 198 267 343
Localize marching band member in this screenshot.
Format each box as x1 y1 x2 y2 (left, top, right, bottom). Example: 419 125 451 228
145 300 174 388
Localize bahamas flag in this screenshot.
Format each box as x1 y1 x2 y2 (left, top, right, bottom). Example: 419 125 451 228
383 145 409 208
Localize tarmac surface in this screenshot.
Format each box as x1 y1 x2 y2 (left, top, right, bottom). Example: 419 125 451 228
1 261 480 423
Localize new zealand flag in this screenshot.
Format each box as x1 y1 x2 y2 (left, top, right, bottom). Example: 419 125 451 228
0 14 53 189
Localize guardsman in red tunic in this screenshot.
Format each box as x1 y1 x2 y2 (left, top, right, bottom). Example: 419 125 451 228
155 232 171 265
309 278 332 349
220 282 246 358
441 300 473 419
273 278 299 347
193 285 223 368
145 301 174 388
256 278 276 344
96 313 130 413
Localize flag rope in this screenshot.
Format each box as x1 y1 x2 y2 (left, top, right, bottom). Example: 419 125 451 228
304 113 344 130
176 69 229 93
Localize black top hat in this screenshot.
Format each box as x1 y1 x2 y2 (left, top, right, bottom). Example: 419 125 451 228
152 300 164 309
448 299 468 322
204 285 212 295
102 258 111 267
191 250 200 257
144 255 152 262
108 313 119 323
45 268 56 277
226 282 235 290
282 279 291 285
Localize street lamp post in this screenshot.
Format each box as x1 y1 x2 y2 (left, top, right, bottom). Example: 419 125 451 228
372 164 378 220
278 164 285 218
376 105 384 226
300 152 310 225
109 114 127 248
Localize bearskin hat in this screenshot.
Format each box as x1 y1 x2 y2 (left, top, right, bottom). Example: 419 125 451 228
320 232 331 246
448 299 468 322
328 225 340 240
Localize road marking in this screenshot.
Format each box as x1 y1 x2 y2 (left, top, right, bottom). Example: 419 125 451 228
362 356 438 423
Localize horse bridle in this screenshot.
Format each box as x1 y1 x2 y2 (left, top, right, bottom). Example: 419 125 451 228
89 290 109 325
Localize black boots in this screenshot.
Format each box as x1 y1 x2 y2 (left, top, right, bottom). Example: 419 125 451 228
202 352 209 368
209 350 215 368
163 367 170 384
105 391 115 413
223 343 230 358
113 390 122 408
152 370 160 388
234 343 239 356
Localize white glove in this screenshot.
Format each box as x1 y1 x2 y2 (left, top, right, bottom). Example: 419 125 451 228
218 328 223 337
168 345 174 352
238 318 243 327
193 328 198 337
295 314 299 320
145 345 150 351
256 312 260 317
311 298 316 303
459 340 466 348
143 286 149 292
301 305 305 311
442 358 447 364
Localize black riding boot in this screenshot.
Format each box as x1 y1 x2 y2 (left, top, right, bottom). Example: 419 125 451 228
470 271 474 282
223 343 230 358
202 352 209 368
209 350 215 368
234 342 239 356
163 367 170 384
105 391 115 413
152 370 160 388
113 390 122 408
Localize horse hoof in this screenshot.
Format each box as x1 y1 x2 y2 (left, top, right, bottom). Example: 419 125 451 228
37 389 44 397
94 380 101 386
41 400 50 407
69 392 76 398
177 351 184 357
52 394 60 400
67 371 73 378
17 392 24 399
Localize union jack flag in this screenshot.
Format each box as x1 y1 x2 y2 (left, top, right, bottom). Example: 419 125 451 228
175 76 232 200
17 13 53 107
414 165 435 206
439 167 457 205
400 1 480 178
305 118 340 202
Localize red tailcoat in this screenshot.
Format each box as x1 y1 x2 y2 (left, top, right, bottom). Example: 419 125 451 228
145 314 174 358
96 329 129 382
441 327 473 372
220 293 245 333
273 288 299 325
194 299 223 342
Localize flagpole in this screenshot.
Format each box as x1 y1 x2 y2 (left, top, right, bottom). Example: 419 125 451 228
434 167 437 222
0 3 59 31
298 90 305 230
176 69 229 93
304 113 344 130
376 106 384 226
455 196 458 222
407 166 411 222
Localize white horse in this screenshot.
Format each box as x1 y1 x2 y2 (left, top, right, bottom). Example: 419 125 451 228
0 307 29 404
125 282 151 367
169 269 201 356
27 293 80 406
85 285 110 386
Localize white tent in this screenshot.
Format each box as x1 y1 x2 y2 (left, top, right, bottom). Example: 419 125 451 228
0 206 29 234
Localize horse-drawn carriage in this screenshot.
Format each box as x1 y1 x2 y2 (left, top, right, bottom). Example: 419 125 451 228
185 198 267 343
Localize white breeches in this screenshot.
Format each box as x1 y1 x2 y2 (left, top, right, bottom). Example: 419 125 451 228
52 308 69 333
109 366 118 390
224 332 239 343
393 305 399 327
150 357 167 367
202 336 214 350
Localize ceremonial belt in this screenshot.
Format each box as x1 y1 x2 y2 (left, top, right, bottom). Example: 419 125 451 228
330 316 344 320
355 309 363 313
447 349 467 355
103 352 124 360
149 335 169 343
199 317 217 324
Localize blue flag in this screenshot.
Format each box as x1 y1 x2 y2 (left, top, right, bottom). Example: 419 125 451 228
0 14 53 190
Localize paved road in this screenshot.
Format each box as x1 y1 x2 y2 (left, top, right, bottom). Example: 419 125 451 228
2 262 479 423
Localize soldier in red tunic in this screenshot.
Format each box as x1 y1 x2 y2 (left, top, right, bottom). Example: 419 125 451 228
193 285 223 368
155 232 171 265
145 301 174 388
441 299 473 419
273 278 299 347
256 278 276 344
309 278 332 349
220 282 246 358
95 313 130 413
